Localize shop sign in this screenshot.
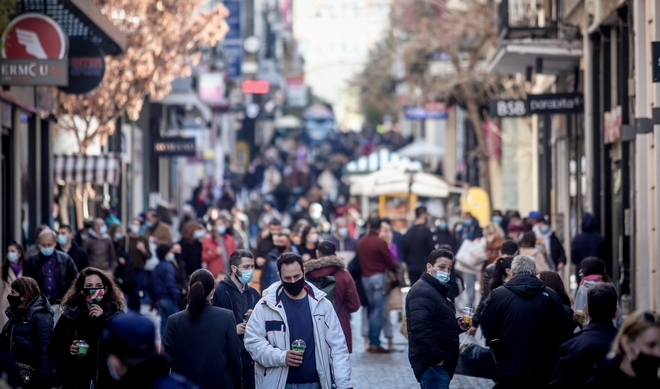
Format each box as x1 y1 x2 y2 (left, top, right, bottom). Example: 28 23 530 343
152 137 196 157
489 99 527 117
199 72 226 105
58 38 105 94
404 103 448 120
528 93 584 115
604 105 622 144
1 13 68 86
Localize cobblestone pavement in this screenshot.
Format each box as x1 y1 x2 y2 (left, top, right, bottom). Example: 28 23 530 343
350 307 494 388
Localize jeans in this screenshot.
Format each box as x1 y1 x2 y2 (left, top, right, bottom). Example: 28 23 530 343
420 365 451 389
135 268 149 303
362 273 386 347
284 383 321 389
156 299 180 336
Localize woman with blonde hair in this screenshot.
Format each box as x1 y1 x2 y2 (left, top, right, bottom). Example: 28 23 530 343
584 311 660 386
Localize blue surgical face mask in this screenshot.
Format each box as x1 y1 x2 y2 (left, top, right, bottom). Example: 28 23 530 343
236 268 254 285
129 224 141 234
145 221 154 228
439 222 448 230
114 233 123 241
57 234 68 246
216 225 227 235
166 253 175 262
535 245 543 252
40 247 55 257
462 219 472 226
492 216 503 225
455 224 463 233
194 229 206 239
99 225 108 235
7 252 19 263
338 227 348 238
435 270 450 284
541 226 551 234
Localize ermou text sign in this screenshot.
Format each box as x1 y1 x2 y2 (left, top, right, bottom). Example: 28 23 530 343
0 59 67 86
152 137 196 157
489 93 584 117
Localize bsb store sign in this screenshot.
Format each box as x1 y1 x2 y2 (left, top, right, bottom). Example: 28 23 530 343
0 13 68 86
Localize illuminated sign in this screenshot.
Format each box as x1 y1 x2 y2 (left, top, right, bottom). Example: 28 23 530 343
241 79 270 94
152 137 196 157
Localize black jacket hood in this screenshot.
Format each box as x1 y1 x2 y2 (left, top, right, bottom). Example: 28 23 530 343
581 213 597 232
504 274 547 297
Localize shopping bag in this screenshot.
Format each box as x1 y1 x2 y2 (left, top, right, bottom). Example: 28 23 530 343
455 343 496 379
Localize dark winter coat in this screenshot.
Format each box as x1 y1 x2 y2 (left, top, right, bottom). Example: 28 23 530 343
548 233 567 268
151 261 183 303
433 229 459 254
583 355 660 388
48 303 122 389
57 242 89 274
570 213 605 268
305 255 361 353
23 251 79 304
162 304 242 389
120 355 197 389
406 273 462 382
402 224 436 284
549 321 618 389
347 253 368 307
472 263 495 329
480 274 572 384
211 276 260 368
178 239 203 279
325 235 358 254
0 294 54 388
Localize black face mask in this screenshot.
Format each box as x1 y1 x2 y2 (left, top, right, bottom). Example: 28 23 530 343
275 245 287 252
282 277 306 296
631 351 660 379
7 295 22 309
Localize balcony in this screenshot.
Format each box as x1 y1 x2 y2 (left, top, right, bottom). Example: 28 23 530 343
487 0 582 75
499 0 558 40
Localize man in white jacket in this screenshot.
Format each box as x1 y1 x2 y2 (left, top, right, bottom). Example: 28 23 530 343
244 253 353 389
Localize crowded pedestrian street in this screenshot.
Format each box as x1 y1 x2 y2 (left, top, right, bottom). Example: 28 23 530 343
2 0 660 388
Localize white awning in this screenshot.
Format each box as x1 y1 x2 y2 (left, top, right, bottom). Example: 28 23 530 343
349 167 456 198
53 153 120 186
157 92 212 122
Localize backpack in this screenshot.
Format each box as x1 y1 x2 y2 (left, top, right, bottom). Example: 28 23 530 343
305 273 338 312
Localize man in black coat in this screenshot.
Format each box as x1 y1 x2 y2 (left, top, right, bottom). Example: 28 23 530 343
406 249 469 388
549 283 619 388
255 219 281 276
402 206 437 284
481 254 573 388
56 224 89 272
212 249 261 389
570 213 605 283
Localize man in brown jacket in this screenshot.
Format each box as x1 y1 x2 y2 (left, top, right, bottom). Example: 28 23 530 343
144 210 173 245
82 218 117 273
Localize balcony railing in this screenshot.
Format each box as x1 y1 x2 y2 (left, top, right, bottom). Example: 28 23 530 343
498 0 558 40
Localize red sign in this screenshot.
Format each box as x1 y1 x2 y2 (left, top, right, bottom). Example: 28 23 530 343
2 13 68 60
241 80 270 94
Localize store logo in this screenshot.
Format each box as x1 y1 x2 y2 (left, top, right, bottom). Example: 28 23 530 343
2 13 68 59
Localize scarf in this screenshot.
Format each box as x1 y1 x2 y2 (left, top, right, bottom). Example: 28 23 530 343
579 274 604 288
9 261 22 277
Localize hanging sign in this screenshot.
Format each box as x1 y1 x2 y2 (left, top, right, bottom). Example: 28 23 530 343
58 38 105 94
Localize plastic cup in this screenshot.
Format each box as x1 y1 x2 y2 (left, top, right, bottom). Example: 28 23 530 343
77 340 89 360
292 339 306 355
462 307 475 325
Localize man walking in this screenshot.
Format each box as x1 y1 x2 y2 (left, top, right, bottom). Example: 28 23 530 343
406 249 469 389
82 218 117 273
549 283 619 388
356 216 395 353
402 206 436 284
570 213 604 283
144 210 173 245
244 253 353 389
212 249 261 389
56 224 89 271
481 255 572 388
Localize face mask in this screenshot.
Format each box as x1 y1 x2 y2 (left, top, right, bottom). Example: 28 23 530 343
216 225 227 235
435 270 450 284
282 277 306 296
194 229 206 239
307 234 318 243
492 216 503 225
275 245 287 252
129 224 141 234
455 225 463 233
630 347 660 379
541 226 551 234
462 219 472 226
7 252 19 263
107 360 121 382
57 234 68 246
166 253 175 262
338 227 348 238
7 295 22 309
438 222 448 230
84 288 105 304
235 268 254 285
337 198 346 205
535 245 543 252
114 233 123 241
40 247 55 257
99 225 108 235
145 221 154 228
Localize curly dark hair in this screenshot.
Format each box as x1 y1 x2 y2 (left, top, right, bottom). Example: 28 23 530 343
60 267 126 314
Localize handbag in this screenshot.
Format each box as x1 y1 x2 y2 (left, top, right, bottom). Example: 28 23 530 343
386 287 403 311
455 343 496 379
15 361 36 384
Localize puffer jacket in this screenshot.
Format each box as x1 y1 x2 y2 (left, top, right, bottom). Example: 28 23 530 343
1 294 54 387
244 281 352 389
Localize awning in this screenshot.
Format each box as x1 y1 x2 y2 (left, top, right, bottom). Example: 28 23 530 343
156 92 212 122
54 153 120 185
344 148 423 174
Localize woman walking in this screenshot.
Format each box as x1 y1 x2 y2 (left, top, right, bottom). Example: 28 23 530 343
0 277 53 388
0 242 24 326
162 269 242 389
48 267 125 389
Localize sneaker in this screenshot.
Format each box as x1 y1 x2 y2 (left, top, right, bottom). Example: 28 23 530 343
368 345 391 354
